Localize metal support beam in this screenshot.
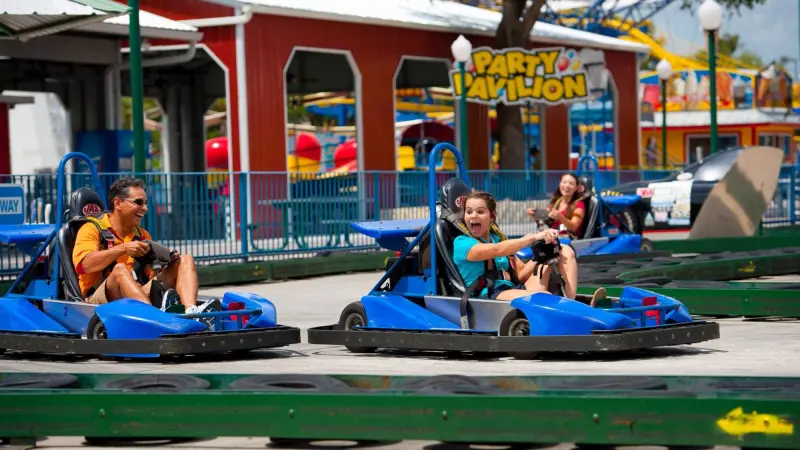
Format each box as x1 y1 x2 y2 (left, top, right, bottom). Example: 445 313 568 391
128 0 145 175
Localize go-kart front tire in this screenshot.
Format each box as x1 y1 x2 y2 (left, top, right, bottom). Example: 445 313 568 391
499 309 539 361
87 314 107 340
338 302 376 354
640 238 655 252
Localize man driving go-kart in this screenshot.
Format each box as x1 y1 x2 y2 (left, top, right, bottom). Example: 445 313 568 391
71 177 222 318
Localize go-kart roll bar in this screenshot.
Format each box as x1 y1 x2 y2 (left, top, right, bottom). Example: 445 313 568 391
370 221 431 295
427 143 470 295
575 154 637 236
50 152 108 298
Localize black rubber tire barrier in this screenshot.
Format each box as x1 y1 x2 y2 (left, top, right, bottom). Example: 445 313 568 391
228 374 354 392
96 375 210 392
700 379 800 393
390 375 509 395
626 276 673 286
0 373 79 389
83 437 198 447
579 276 624 285
769 283 800 290
538 376 669 391
663 280 733 289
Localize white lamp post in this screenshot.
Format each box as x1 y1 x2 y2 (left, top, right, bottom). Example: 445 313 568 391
451 34 472 167
656 59 673 168
699 0 723 155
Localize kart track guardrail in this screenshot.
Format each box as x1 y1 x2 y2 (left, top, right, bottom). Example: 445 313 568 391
575 247 800 318
0 373 797 449
578 247 800 285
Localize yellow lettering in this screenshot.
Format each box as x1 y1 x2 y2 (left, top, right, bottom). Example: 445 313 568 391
531 76 544 98
487 54 508 78
466 76 489 101
487 77 507 100
450 71 475 96
563 74 587 100
514 76 532 99
506 51 526 76
524 55 541 77
542 78 564 103
472 49 493 75
506 76 518 102
539 51 560 75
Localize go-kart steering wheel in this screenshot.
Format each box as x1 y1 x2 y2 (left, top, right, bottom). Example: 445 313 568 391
531 208 555 228
529 238 561 266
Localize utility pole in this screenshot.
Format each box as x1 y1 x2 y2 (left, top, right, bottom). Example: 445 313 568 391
129 0 145 175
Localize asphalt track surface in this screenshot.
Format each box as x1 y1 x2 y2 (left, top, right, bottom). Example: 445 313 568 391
2 272 798 450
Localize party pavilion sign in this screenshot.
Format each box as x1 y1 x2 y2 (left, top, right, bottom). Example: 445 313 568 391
449 46 606 106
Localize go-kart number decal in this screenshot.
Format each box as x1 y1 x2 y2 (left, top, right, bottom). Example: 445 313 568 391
64 306 68 316
716 407 794 438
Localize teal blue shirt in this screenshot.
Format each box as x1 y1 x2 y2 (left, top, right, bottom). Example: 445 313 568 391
453 234 515 297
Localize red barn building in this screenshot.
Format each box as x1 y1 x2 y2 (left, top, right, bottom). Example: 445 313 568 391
133 0 649 173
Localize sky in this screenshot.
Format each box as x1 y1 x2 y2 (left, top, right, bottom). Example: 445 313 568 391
649 0 799 70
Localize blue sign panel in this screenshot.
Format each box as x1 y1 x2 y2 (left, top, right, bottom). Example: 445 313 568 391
0 184 26 225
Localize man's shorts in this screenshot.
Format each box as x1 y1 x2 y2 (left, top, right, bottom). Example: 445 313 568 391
85 278 157 305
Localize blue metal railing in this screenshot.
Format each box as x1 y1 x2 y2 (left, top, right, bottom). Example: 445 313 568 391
0 165 796 280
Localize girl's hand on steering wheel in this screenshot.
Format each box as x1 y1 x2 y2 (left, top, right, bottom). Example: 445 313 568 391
548 209 563 221
535 229 559 243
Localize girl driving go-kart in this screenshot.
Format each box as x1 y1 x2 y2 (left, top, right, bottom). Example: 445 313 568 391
453 191 606 304
528 173 586 238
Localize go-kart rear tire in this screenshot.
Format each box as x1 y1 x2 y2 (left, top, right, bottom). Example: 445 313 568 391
499 309 539 361
87 314 107 340
640 238 654 252
338 302 376 354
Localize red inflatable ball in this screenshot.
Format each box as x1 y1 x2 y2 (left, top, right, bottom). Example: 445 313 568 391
295 132 322 162
205 137 228 170
333 139 357 169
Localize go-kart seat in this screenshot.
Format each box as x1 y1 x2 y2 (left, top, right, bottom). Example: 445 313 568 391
432 178 472 297
578 176 599 239
56 187 107 302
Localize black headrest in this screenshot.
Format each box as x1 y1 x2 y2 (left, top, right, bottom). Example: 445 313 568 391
441 178 471 213
66 187 105 221
578 176 593 197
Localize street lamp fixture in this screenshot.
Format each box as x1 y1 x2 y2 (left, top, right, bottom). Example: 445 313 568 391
699 0 723 155
451 34 472 167
656 59 673 169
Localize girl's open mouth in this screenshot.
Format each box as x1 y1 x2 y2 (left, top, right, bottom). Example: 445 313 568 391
469 222 481 234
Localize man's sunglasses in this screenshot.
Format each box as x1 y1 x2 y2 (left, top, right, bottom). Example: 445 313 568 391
125 198 147 206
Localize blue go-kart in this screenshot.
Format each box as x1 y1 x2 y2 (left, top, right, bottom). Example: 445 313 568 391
0 152 300 359
527 154 655 259
307 144 719 360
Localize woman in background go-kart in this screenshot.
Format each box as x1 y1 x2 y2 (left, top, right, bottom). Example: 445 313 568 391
528 173 586 238
453 191 604 302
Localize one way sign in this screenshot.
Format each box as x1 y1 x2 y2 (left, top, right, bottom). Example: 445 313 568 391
0 184 25 225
